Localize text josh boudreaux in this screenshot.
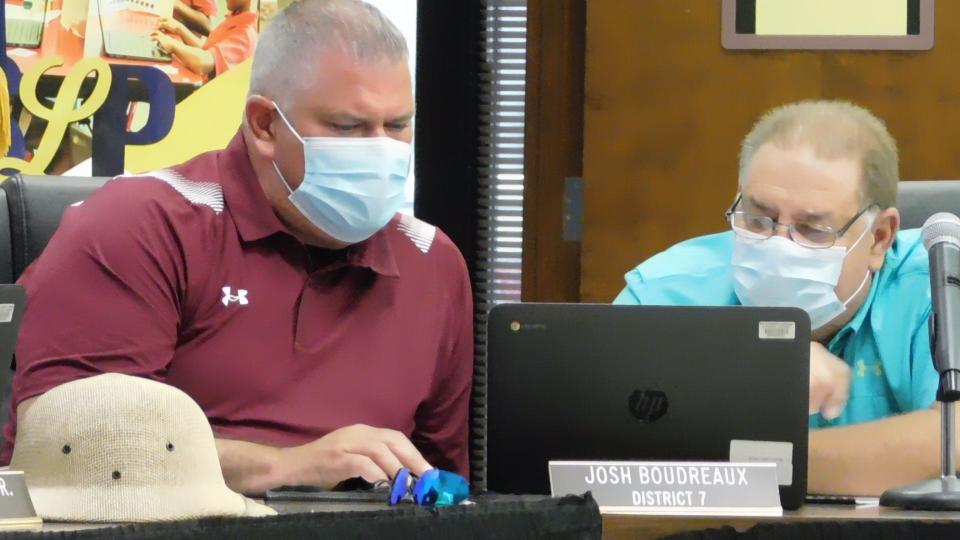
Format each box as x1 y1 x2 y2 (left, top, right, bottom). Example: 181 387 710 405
584 465 749 507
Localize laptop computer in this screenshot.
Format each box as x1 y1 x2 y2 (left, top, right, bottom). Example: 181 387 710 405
5 0 47 49
486 303 810 510
0 284 26 398
97 0 171 62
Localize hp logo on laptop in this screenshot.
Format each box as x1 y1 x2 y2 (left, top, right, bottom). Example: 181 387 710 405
628 389 669 423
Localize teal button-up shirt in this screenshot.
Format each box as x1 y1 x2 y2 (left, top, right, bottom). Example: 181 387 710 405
613 230 936 429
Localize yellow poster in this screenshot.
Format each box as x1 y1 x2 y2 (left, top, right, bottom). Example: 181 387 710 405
756 0 908 36
125 59 250 173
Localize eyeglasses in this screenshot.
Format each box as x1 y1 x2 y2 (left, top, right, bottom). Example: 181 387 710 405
389 467 470 507
724 193 877 249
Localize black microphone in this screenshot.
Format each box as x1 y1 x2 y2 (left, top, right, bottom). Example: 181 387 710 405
922 212 960 401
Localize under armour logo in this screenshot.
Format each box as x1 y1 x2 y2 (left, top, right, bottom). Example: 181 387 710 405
221 287 249 306
856 359 882 378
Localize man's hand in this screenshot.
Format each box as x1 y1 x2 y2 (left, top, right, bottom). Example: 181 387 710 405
809 341 852 420
275 424 432 489
150 31 178 53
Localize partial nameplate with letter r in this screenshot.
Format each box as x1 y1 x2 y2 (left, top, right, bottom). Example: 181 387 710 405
0 471 41 529
549 461 782 516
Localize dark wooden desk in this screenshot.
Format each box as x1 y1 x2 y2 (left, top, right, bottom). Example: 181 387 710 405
18 496 599 538
25 500 396 532
21 500 960 539
602 504 960 540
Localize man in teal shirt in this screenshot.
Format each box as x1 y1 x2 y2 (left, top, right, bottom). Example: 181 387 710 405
615 101 938 495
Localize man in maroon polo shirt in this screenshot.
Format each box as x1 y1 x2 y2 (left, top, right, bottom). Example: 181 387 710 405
3 0 473 495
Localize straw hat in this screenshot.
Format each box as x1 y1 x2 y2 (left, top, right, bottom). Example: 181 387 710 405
10 373 276 522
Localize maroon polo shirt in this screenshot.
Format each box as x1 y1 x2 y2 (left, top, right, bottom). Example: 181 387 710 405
1 132 474 476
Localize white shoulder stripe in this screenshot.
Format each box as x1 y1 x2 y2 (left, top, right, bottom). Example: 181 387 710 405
398 213 436 254
121 169 224 214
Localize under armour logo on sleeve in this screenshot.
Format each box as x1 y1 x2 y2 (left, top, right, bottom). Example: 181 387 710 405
221 287 249 306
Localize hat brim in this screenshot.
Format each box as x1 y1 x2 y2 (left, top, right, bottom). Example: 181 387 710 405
27 484 276 522
242 496 277 517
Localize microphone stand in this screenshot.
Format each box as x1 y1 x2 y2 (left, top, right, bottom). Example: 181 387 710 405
880 365 960 509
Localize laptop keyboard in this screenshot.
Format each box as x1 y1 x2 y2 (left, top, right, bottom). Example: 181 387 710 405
104 30 170 60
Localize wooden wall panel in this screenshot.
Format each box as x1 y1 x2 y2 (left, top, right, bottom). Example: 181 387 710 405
521 0 585 302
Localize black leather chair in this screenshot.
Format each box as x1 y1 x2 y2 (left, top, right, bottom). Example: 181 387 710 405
0 175 110 451
2 174 112 282
897 180 960 230
0 188 14 285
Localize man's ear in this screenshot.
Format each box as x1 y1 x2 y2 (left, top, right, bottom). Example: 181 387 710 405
245 95 277 160
868 207 900 273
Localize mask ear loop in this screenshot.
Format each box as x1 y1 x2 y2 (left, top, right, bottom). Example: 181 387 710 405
271 162 296 196
838 209 881 307
844 209 880 253
269 102 304 195
272 102 305 144
839 270 872 308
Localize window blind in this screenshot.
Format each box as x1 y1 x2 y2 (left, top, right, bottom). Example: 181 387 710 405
471 0 527 490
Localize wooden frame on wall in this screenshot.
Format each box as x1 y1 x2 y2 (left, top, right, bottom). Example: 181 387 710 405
721 0 934 50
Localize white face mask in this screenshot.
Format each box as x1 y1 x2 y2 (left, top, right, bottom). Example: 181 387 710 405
731 222 873 331
271 105 411 244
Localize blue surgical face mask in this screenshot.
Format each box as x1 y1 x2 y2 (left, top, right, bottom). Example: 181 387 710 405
271 105 411 244
731 220 873 331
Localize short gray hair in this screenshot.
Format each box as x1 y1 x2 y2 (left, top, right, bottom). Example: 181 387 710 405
739 100 900 209
249 0 408 103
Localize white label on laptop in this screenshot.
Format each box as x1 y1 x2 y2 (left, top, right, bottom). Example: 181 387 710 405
730 440 794 486
758 321 795 340
548 461 782 516
0 305 15 324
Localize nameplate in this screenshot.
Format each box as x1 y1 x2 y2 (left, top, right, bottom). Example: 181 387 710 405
549 461 782 516
0 471 41 529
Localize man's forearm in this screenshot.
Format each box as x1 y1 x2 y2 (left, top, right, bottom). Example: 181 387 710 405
177 28 205 49
808 409 941 495
173 2 212 36
169 43 215 77
215 438 289 495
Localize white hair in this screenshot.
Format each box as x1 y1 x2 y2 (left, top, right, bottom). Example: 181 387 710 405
249 0 408 103
739 100 899 209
